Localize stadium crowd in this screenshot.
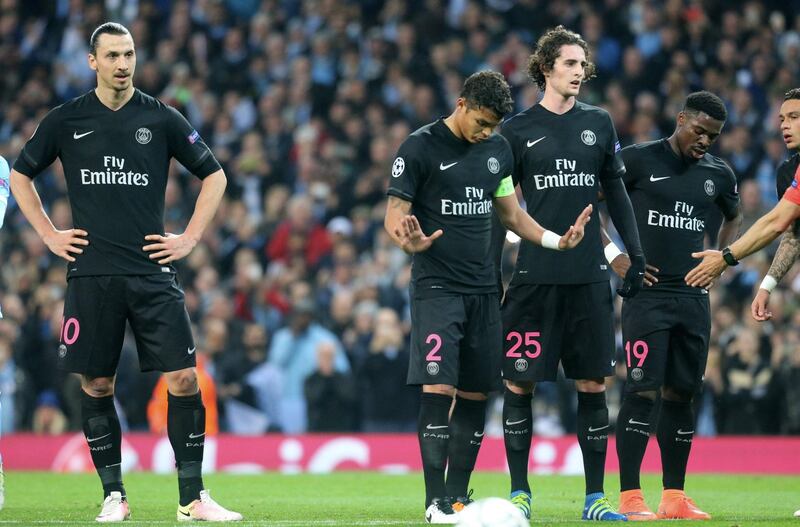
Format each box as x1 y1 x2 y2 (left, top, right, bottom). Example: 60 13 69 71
0 0 799 436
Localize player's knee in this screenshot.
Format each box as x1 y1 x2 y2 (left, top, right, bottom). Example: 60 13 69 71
505 379 535 395
575 378 606 392
422 384 455 397
165 368 199 396
633 390 658 401
456 390 488 401
81 375 115 397
661 386 692 403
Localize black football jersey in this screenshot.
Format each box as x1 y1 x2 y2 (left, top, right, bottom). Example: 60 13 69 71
387 119 513 298
776 153 800 199
14 89 220 277
622 139 739 296
500 101 624 284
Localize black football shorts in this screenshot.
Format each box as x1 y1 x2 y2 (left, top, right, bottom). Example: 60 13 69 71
59 274 196 377
501 282 615 382
407 293 502 393
621 295 710 393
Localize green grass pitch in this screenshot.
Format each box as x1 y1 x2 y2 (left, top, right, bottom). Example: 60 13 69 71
2 471 799 525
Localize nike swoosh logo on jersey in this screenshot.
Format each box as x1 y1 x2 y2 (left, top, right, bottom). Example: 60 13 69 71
86 433 111 443
588 425 610 432
73 130 94 139
187 346 196 355
473 431 485 438
527 136 546 147
677 429 694 435
426 424 448 430
628 419 650 426
188 432 205 439
505 418 527 426
440 161 458 170
650 174 671 182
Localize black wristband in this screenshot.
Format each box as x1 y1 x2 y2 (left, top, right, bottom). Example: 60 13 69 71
722 247 739 266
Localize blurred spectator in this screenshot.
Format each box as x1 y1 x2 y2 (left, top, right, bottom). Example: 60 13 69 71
268 298 349 433
304 341 358 432
32 390 67 435
358 308 417 432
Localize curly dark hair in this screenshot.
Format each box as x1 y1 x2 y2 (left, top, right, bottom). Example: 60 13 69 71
785 88 800 101
684 91 727 122
460 70 515 119
526 26 596 90
89 22 131 55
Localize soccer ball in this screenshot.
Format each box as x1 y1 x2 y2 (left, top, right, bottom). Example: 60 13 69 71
456 497 528 527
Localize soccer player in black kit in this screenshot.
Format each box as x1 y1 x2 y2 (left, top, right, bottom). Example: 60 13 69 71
496 26 645 521
9 23 241 522
385 70 592 524
610 92 741 521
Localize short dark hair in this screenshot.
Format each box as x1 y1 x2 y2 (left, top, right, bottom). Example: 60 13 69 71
684 91 727 122
527 25 596 90
460 70 514 119
785 88 800 101
89 22 131 55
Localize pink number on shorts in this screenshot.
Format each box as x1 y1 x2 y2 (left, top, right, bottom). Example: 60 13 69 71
62 317 80 345
625 340 649 368
425 333 442 361
506 331 542 358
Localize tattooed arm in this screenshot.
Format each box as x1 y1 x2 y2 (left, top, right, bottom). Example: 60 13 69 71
751 221 800 321
383 196 442 253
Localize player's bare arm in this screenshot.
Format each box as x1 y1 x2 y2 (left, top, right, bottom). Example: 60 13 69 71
494 193 592 250
383 195 442 253
143 169 226 264
686 198 800 287
751 224 800 321
10 168 89 262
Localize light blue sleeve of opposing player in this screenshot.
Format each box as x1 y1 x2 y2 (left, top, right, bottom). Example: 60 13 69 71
0 155 7 319
0 155 8 229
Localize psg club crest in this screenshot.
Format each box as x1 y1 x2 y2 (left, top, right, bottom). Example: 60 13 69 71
580 129 596 146
487 157 500 174
426 362 439 375
631 367 644 381
391 157 405 178
135 127 152 145
704 179 715 196
514 358 528 372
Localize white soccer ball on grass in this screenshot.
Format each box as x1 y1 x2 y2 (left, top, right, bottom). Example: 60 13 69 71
456 497 528 527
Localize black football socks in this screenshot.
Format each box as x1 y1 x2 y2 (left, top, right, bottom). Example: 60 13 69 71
445 396 487 498
418 393 452 507
503 389 533 494
81 390 125 500
616 393 655 491
576 391 609 495
168 391 206 506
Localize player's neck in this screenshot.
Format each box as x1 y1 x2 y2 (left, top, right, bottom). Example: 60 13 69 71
666 133 686 161
443 114 465 141
94 85 135 111
539 89 576 115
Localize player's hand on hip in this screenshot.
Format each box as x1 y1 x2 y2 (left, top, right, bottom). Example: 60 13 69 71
558 204 592 249
684 249 725 288
43 228 89 262
610 254 659 286
143 232 197 264
751 288 773 321
617 253 646 298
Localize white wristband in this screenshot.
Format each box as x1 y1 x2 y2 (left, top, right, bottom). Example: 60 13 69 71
604 242 623 263
542 230 562 250
760 275 778 293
